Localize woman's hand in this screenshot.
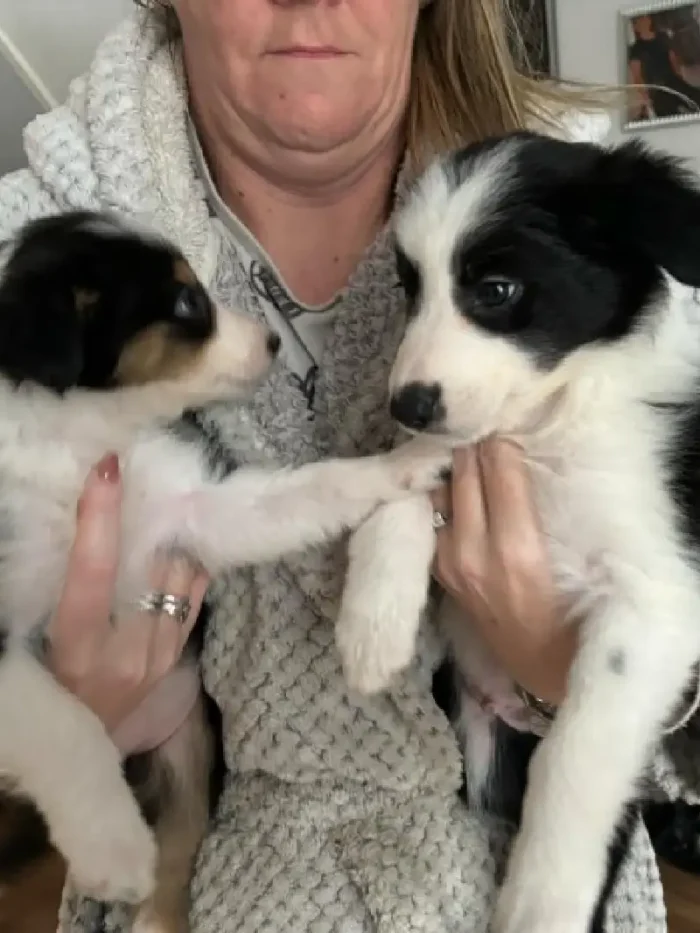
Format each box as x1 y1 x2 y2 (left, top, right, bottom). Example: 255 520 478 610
47 452 210 753
431 440 579 706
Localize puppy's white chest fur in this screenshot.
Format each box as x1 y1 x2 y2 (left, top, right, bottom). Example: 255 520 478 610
525 400 679 618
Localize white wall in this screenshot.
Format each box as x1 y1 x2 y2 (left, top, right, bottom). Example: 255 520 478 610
0 0 131 105
556 0 700 168
0 0 129 172
0 54 43 174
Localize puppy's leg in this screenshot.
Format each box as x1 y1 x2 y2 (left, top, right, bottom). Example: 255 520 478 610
0 646 155 904
443 606 638 930
493 586 700 933
336 495 436 693
133 437 451 574
132 696 212 933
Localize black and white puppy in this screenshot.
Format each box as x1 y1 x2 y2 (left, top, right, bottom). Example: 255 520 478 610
0 211 449 932
337 132 700 933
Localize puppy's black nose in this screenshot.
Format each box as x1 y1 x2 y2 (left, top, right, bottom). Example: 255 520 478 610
267 332 282 357
390 382 443 431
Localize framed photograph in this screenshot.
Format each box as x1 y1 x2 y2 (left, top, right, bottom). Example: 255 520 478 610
622 1 700 130
513 0 559 77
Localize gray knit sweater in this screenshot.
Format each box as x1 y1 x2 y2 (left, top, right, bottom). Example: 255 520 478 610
1 13 696 933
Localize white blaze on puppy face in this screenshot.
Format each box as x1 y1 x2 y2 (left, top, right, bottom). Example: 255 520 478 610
187 303 277 398
390 141 545 442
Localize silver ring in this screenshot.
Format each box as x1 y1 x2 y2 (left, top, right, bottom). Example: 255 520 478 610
432 509 450 530
136 591 192 625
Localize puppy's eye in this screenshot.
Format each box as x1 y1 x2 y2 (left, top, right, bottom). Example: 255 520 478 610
173 285 211 324
474 277 523 309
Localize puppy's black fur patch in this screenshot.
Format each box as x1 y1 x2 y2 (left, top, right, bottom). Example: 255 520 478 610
172 409 239 481
0 212 215 392
443 134 700 368
0 791 50 882
644 800 700 874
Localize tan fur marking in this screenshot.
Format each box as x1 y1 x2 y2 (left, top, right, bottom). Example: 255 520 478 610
133 697 212 933
173 259 197 287
114 324 204 387
73 289 100 316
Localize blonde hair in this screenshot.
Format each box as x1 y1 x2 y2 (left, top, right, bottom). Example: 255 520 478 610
408 1 603 166
135 0 604 169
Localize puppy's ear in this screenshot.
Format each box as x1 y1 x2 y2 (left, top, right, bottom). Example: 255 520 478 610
0 279 85 392
597 141 700 287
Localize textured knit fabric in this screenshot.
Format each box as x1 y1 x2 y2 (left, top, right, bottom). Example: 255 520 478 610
187 117 338 400
0 13 687 933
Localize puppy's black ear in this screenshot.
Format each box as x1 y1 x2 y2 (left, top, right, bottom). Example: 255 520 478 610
598 140 700 288
0 278 85 392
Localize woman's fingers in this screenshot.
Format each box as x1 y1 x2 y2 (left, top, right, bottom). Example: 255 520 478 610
49 453 122 674
185 573 211 636
431 447 485 593
477 439 542 570
431 446 490 593
429 484 451 520
451 446 488 543
143 553 210 679
48 453 210 746
428 437 575 704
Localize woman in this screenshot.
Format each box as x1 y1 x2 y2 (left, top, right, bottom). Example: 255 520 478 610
0 1 688 930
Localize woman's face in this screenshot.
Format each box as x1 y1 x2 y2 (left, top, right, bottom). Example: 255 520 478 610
633 15 654 38
173 0 421 155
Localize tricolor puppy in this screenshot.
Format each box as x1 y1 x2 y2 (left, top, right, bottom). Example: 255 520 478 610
0 211 449 932
337 132 700 933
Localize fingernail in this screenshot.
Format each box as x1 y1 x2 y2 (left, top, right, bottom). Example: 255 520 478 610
95 452 120 484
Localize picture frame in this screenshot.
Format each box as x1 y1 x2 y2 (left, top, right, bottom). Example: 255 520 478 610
621 1 700 131
544 0 559 76
514 0 559 77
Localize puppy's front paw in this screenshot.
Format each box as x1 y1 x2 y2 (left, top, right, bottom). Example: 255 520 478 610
387 438 451 494
336 580 426 694
493 886 595 933
63 804 157 904
493 845 601 933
